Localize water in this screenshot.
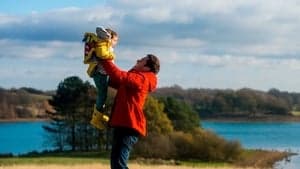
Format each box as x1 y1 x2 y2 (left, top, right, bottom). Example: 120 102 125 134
0 121 52 155
202 121 300 169
1 121 300 168
202 121 300 150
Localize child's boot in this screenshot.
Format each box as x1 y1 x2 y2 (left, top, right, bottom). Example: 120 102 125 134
90 105 109 130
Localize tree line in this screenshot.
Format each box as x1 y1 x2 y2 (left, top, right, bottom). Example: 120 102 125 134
154 85 300 118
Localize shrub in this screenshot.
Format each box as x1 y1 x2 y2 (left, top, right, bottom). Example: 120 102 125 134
133 133 176 159
134 128 242 162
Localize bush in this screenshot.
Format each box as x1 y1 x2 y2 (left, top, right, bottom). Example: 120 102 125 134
133 128 242 162
133 133 176 159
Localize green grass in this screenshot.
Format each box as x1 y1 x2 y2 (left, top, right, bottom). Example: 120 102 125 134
0 151 110 166
177 160 230 168
0 150 291 168
0 157 107 165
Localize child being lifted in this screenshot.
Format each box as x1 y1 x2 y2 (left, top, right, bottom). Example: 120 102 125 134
82 27 119 130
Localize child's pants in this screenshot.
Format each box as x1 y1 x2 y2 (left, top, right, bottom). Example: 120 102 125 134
93 72 109 111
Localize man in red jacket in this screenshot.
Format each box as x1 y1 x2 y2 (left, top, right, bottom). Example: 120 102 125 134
101 54 160 169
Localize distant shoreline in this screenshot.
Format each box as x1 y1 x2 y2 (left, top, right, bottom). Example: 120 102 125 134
2 115 300 123
201 115 300 122
0 118 49 123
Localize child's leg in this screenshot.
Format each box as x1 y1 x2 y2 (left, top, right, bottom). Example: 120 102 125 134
93 73 109 111
91 72 109 130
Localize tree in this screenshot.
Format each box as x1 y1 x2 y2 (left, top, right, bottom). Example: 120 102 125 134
236 89 257 116
160 96 200 132
144 96 173 135
43 76 97 151
134 96 174 158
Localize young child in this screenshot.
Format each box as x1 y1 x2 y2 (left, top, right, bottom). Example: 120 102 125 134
82 27 118 130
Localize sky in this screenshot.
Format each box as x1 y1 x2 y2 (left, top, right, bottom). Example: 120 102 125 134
1 0 300 92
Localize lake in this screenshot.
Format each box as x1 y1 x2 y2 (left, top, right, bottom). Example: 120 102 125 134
0 121 53 155
202 121 300 169
0 121 300 168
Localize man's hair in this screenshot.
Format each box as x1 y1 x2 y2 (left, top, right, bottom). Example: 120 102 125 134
145 54 160 74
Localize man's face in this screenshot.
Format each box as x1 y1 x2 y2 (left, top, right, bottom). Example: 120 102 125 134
132 56 150 72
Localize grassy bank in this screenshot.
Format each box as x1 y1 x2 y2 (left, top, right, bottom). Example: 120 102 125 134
0 150 292 169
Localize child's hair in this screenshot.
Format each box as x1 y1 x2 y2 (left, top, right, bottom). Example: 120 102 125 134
105 28 118 39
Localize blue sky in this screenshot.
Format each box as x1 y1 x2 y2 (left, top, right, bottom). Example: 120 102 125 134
1 0 300 92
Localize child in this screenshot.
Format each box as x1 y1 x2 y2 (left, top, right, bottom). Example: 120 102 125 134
82 27 118 130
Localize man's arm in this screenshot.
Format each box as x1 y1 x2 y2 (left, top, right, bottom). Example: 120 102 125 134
101 60 124 88
101 60 147 90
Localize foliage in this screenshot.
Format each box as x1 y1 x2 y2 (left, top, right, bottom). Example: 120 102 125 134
43 76 100 152
159 96 200 132
134 128 242 162
154 86 299 118
133 133 176 159
143 96 173 135
2 83 298 164
171 128 242 162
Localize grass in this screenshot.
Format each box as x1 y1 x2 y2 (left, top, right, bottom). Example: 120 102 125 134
0 151 108 165
0 163 260 169
235 149 293 168
0 157 107 165
0 149 292 169
0 156 235 169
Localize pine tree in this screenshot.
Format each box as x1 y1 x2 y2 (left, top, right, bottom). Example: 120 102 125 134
43 76 98 151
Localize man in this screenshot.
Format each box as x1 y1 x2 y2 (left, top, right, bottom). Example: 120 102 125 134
101 54 160 169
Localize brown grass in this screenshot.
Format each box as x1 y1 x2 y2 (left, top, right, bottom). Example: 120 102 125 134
236 149 291 168
0 163 260 169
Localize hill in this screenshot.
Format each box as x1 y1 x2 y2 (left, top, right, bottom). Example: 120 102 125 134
0 87 53 121
1 85 300 121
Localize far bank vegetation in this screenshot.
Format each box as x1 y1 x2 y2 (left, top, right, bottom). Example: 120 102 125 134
0 77 294 167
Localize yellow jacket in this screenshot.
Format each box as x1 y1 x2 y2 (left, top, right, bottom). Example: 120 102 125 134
83 32 115 63
82 32 115 76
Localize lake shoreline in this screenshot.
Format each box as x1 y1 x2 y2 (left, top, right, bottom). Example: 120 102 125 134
201 115 300 122
1 121 299 168
2 115 300 123
0 118 49 122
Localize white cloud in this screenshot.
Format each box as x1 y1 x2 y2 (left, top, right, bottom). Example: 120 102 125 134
0 14 22 25
1 1 300 91
0 39 82 59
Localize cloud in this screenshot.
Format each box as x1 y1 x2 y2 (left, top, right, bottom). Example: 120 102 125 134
0 14 22 25
0 6 120 41
1 1 300 62
0 39 81 59
1 0 300 91
0 0 300 60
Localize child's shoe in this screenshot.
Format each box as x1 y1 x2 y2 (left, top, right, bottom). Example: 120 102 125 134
90 106 109 130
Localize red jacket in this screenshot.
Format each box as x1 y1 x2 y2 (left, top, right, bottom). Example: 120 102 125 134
101 60 157 136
